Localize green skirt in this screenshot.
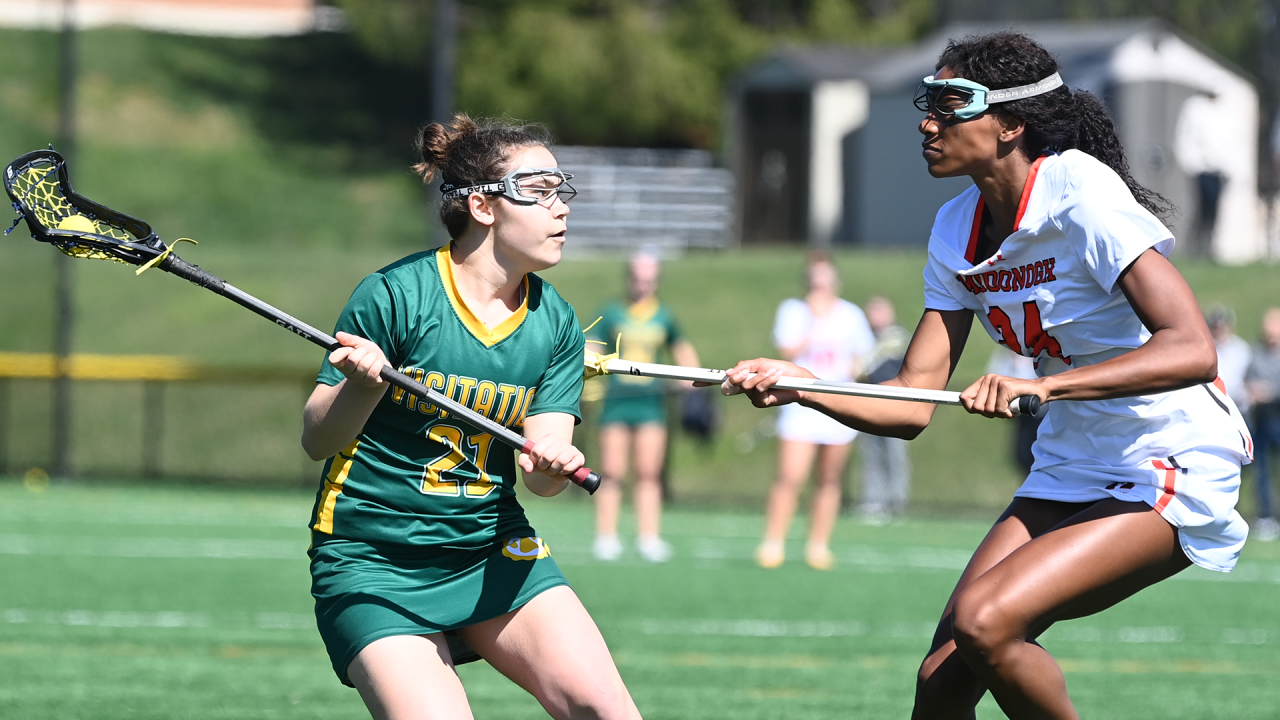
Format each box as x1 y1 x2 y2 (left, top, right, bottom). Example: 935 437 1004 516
309 535 569 686
599 392 666 427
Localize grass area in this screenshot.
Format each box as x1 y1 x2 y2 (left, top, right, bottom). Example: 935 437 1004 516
4 479 1280 719
4 243 1279 515
0 28 432 251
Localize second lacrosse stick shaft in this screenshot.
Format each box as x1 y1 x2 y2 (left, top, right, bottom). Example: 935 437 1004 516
594 358 1041 417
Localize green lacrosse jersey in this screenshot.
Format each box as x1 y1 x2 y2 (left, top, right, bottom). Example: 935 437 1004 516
589 298 683 399
310 244 585 550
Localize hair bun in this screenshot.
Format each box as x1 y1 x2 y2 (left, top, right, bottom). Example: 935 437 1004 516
413 113 479 182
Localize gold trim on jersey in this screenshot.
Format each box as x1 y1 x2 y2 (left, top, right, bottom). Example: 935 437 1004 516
627 296 660 323
436 244 529 347
312 438 360 534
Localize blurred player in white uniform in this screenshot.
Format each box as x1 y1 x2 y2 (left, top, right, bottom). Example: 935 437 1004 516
724 31 1251 720
756 255 875 569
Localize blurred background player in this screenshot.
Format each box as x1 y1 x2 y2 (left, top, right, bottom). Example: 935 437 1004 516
590 250 700 562
857 296 912 523
1246 307 1280 541
756 254 875 569
1207 304 1252 415
1174 92 1231 257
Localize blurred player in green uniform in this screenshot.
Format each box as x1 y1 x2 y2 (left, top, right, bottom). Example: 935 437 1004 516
302 115 640 719
588 251 699 562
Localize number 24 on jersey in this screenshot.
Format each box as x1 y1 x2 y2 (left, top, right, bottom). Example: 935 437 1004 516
986 301 1071 364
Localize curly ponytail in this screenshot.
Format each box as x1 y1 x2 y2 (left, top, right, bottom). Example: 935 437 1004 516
937 32 1173 218
411 113 553 239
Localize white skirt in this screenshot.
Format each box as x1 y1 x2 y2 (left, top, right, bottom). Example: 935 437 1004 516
1017 446 1247 572
1017 379 1252 573
777 404 858 446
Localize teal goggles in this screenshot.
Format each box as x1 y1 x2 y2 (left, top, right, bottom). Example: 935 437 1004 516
914 72 1064 120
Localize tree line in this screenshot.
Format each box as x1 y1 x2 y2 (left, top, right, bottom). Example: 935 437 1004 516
327 0 1273 158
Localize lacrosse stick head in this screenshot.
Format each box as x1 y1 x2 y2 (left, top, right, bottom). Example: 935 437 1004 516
4 149 166 266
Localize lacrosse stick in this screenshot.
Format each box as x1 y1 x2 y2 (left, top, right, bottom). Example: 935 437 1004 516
4 148 601 493
585 355 1043 417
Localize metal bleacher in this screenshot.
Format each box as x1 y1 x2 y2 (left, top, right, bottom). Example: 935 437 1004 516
551 146 736 255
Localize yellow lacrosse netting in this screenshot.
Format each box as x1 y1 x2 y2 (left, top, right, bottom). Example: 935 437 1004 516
581 317 620 380
9 159 133 263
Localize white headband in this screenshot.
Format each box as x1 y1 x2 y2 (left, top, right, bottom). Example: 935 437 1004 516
985 73 1064 103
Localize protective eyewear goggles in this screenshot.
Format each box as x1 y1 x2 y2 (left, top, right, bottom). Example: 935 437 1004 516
914 72 1063 120
440 167 577 207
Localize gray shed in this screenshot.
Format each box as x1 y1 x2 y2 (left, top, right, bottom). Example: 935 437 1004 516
727 20 1264 262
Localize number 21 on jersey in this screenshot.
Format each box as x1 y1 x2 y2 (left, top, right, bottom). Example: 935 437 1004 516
986 301 1071 365
421 425 497 498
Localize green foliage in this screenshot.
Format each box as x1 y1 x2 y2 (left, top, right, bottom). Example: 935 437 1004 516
804 0 934 43
459 3 743 148
1064 0 1268 73
0 28 435 252
329 0 435 65
329 0 1271 151
332 0 934 149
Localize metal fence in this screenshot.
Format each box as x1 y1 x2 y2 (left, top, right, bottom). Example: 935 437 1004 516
552 146 736 254
0 352 319 484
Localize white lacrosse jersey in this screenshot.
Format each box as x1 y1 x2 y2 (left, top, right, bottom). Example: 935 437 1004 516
773 298 875 445
773 298 875 382
923 150 1253 572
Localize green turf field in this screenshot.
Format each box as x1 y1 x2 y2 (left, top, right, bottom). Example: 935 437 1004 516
4 478 1280 719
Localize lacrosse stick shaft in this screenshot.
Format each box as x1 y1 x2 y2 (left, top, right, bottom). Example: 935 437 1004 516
158 255 601 493
596 358 1041 417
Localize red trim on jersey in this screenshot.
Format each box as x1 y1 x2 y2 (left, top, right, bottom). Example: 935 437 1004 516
965 196 986 265
1151 460 1177 514
966 156 1043 265
1014 156 1047 231
1203 377 1253 458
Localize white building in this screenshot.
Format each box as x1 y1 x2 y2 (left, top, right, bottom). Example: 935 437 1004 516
0 0 342 37
729 20 1267 263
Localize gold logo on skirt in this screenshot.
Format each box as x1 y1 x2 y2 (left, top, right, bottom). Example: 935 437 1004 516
502 536 551 560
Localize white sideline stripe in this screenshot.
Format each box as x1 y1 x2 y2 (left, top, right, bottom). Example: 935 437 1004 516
555 539 971 569
4 609 209 628
638 620 1272 646
647 539 972 571
1172 562 1280 585
3 608 1268 647
557 536 1280 584
0 509 302 528
639 619 874 638
0 535 300 560
7 530 1280 585
3 609 315 630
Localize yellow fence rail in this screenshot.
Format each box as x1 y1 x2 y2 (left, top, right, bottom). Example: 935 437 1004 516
0 352 317 482
0 352 314 383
